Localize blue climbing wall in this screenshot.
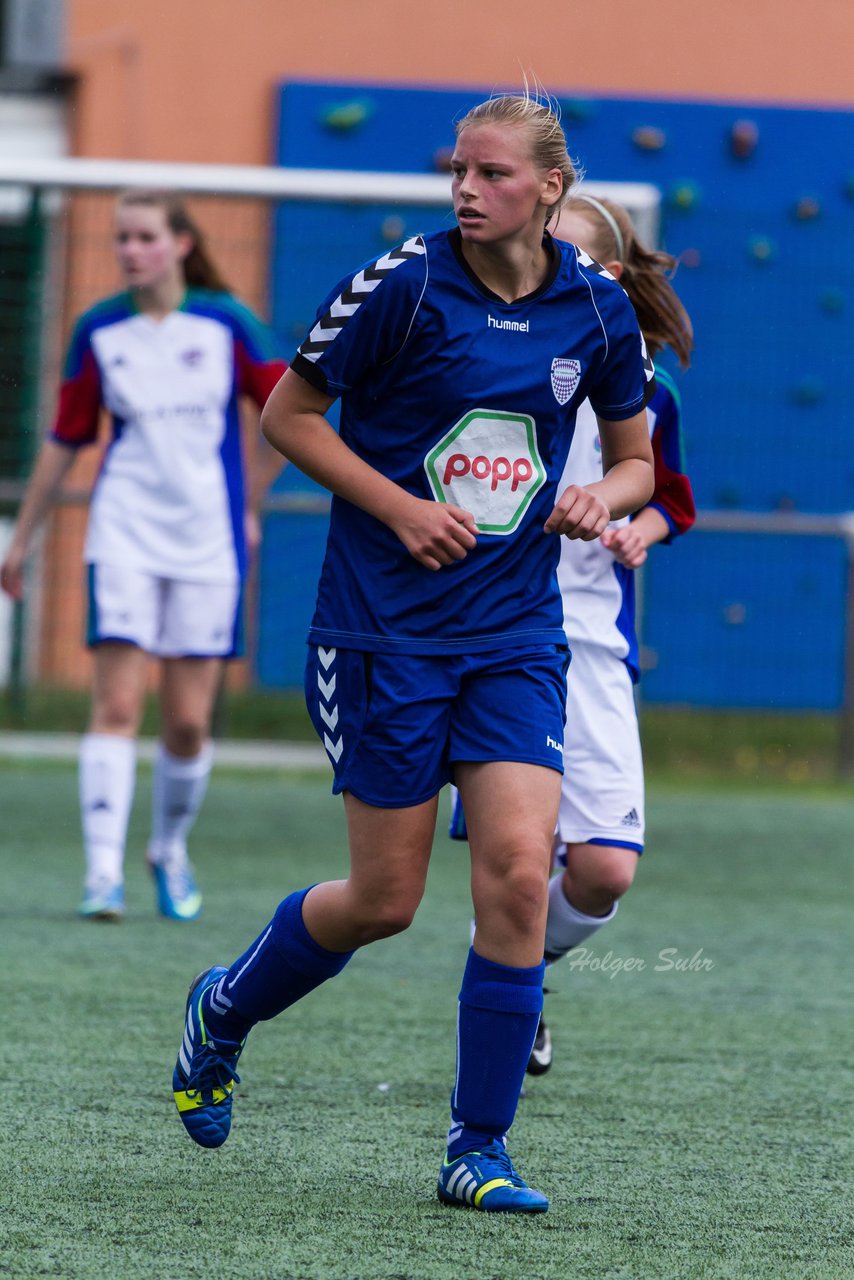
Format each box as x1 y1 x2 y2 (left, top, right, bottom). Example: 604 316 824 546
257 81 854 708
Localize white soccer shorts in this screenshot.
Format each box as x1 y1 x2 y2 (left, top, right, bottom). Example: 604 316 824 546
87 563 240 658
557 640 645 851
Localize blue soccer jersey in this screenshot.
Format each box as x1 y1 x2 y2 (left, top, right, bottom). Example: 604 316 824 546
291 229 655 655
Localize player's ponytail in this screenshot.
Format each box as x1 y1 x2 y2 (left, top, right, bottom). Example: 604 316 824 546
560 195 693 368
116 190 232 293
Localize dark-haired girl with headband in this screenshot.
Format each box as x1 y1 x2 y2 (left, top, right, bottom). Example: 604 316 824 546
528 193 696 1070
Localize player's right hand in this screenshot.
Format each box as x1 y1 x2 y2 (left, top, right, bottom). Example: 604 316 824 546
0 545 25 600
390 498 478 571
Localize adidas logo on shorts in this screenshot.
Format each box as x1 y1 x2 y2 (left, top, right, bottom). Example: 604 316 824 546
621 808 641 828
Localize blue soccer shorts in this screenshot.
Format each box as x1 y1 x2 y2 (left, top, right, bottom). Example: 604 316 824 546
304 643 569 809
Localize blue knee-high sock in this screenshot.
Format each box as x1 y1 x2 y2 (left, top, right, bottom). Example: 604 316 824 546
203 888 353 1041
447 948 545 1158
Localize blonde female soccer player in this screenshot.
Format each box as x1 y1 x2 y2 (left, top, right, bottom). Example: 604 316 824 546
1 191 286 922
170 93 655 1214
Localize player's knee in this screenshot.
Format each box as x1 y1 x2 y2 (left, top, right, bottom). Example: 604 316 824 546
162 717 206 758
92 694 140 736
565 846 637 907
492 861 549 932
593 848 637 900
350 888 421 943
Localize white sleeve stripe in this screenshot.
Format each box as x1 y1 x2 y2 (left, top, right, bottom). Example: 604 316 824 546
298 236 426 365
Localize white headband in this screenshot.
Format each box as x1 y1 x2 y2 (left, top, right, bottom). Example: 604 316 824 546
574 194 625 263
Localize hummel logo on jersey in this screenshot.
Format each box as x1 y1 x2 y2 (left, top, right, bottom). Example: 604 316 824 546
546 735 563 753
551 358 581 405
621 808 641 828
487 315 529 333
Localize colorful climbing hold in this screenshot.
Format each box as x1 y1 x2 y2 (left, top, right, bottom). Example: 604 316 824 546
819 287 845 315
747 235 775 263
668 181 700 212
380 214 406 244
793 195 821 221
560 98 598 123
319 99 374 132
729 119 759 159
791 377 825 406
631 125 666 152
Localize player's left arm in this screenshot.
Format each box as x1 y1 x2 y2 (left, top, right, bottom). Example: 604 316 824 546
545 409 654 541
605 385 697 567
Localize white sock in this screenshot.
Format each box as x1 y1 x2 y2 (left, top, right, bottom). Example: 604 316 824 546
79 733 136 890
148 741 213 867
544 872 618 962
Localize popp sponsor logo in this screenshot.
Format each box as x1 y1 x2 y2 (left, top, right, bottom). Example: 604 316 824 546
424 409 545 535
441 452 534 493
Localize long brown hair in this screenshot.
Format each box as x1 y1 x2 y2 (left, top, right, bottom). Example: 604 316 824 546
558 195 693 368
116 189 231 293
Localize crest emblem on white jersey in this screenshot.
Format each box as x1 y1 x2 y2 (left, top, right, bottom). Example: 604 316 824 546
551 358 581 406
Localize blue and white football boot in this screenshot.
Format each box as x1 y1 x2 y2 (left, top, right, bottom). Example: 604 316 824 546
148 850 202 921
437 1140 549 1213
172 966 245 1148
79 878 124 922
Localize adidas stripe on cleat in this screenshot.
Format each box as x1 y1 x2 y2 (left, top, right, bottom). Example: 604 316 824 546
172 966 244 1149
437 1141 549 1213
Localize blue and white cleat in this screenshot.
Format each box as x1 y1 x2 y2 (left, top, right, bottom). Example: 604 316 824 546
148 852 202 921
173 966 244 1149
437 1140 549 1213
79 879 124 921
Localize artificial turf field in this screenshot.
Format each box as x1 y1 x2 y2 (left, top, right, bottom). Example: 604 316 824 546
1 759 851 1280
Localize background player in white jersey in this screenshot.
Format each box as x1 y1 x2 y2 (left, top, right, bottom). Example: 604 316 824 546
169 92 655 1215
449 195 694 1072
534 194 695 1069
1 191 286 922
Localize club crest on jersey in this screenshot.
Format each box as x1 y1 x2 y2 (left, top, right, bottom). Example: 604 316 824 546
424 409 545 536
551 358 581 406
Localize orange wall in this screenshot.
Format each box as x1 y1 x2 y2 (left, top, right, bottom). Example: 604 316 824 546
69 0 854 163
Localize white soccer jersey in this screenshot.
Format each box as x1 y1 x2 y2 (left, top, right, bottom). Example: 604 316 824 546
557 397 635 661
53 291 285 583
557 371 695 678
